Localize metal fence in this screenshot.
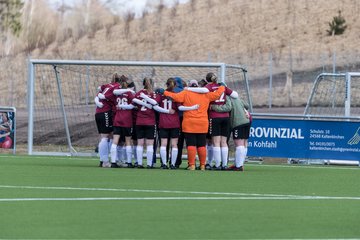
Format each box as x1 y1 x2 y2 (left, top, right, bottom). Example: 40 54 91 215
1 50 360 109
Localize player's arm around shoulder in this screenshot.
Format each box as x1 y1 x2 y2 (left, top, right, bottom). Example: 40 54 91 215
211 95 232 112
207 85 225 101
164 90 185 103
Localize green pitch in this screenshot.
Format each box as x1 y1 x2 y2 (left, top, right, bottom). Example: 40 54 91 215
0 155 359 239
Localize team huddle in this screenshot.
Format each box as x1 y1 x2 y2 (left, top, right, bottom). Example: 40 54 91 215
94 72 251 171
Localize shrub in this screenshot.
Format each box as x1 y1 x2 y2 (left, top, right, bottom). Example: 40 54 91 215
327 10 347 36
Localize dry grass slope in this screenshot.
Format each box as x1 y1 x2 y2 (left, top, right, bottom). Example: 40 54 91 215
1 0 360 107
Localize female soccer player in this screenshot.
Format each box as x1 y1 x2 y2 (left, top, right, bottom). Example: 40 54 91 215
94 73 121 167
204 72 239 170
132 77 161 168
211 95 251 171
159 80 225 170
153 78 199 169
109 81 136 168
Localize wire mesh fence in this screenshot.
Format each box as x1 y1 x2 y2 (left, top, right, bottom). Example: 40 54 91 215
2 50 360 110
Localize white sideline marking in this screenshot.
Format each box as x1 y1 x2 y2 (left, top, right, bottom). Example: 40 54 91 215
0 184 292 197
0 185 360 201
1 155 359 170
0 196 360 202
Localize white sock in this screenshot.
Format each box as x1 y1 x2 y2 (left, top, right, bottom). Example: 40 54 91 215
110 144 117 163
160 146 167 165
213 146 221 167
108 139 113 150
132 145 137 161
243 147 248 164
117 145 123 163
146 145 154 166
235 146 242 168
239 146 246 167
207 144 213 165
121 147 126 163
136 145 143 166
99 138 109 162
126 146 132 164
171 148 178 166
221 146 229 167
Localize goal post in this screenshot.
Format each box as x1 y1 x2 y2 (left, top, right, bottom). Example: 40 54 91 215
27 59 251 156
304 72 360 117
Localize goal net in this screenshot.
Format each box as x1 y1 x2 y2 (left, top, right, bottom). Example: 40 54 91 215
28 60 251 156
304 72 360 117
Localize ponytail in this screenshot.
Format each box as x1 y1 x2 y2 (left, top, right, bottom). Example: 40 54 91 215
143 77 153 92
120 81 128 89
166 78 176 91
112 73 121 83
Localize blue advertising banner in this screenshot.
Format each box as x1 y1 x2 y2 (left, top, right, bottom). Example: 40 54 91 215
247 119 360 161
0 107 16 154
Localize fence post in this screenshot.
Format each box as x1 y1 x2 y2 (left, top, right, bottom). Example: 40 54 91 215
268 52 273 109
333 50 336 73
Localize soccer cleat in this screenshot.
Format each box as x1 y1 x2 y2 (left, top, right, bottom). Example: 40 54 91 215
187 165 196 171
118 162 128 168
200 165 206 171
137 165 144 169
228 165 237 170
161 164 168 169
205 164 212 170
221 166 229 171
232 166 244 171
170 165 176 169
147 165 154 169
126 163 134 168
212 165 222 171
99 161 103 167
102 162 111 168
111 163 120 168
134 162 138 168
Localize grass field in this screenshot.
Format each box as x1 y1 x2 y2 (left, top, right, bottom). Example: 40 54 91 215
0 155 359 240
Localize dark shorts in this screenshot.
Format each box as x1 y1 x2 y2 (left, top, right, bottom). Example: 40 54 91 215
131 127 137 141
232 123 251 140
113 126 132 140
95 111 113 134
159 128 180 139
184 133 207 147
209 117 230 137
206 132 211 140
136 125 157 140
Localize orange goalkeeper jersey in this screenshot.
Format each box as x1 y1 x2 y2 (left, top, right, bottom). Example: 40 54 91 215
164 86 225 133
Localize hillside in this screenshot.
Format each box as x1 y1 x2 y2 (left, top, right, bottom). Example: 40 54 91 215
1 0 360 108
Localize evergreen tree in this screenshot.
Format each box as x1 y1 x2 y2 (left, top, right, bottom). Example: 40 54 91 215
327 10 347 36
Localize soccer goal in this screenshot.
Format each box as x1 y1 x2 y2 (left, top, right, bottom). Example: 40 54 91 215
304 72 360 117
27 59 251 156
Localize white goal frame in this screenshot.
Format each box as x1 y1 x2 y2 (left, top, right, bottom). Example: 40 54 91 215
27 59 251 156
304 72 360 117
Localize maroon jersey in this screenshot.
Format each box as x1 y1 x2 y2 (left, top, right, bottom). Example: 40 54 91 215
95 82 120 114
158 94 180 129
206 82 233 118
113 91 135 127
133 89 161 126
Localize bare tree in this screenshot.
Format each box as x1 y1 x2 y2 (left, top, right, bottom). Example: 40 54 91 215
0 0 23 55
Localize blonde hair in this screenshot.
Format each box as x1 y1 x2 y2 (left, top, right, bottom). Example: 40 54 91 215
143 77 153 92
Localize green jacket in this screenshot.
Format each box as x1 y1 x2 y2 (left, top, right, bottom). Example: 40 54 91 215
211 96 250 129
